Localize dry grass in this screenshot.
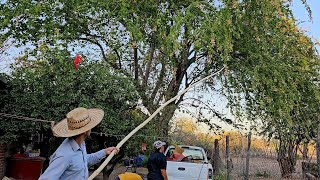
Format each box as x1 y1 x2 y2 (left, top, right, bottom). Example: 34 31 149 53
230 156 315 180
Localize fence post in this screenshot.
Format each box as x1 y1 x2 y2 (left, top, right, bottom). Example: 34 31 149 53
303 141 308 160
226 135 231 180
245 132 251 180
214 139 220 174
316 124 320 179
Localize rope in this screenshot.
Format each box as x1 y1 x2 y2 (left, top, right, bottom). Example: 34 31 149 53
0 112 55 128
0 113 169 139
90 132 169 139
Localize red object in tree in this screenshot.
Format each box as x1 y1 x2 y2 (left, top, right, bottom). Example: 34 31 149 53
74 55 82 70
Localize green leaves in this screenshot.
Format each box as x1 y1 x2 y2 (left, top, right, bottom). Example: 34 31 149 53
0 0 318 143
0 48 140 143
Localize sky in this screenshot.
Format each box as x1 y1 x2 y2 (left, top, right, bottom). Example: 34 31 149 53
291 0 320 51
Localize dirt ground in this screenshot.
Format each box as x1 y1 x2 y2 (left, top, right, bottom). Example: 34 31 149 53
231 157 313 179
90 157 312 180
90 165 148 180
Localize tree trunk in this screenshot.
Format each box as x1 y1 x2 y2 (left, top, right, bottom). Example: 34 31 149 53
277 139 297 177
157 104 177 137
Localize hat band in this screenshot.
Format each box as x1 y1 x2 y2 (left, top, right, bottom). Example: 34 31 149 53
68 115 92 130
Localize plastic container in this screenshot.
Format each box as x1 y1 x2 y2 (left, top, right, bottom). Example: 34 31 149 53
8 157 45 180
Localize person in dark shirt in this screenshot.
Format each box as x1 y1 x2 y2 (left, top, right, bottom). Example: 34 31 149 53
147 140 168 180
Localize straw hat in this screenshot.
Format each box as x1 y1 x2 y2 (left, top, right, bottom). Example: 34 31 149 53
52 107 104 137
173 145 184 154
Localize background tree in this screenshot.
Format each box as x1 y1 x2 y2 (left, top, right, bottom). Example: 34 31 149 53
0 45 158 176
1 0 319 176
2 0 313 136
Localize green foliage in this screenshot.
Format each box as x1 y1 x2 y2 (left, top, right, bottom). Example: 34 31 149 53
219 0 320 143
212 171 227 180
0 46 141 144
0 0 319 142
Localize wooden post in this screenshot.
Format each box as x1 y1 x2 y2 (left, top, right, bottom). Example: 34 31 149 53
303 141 308 160
214 139 220 174
226 135 231 180
316 124 320 179
245 132 252 180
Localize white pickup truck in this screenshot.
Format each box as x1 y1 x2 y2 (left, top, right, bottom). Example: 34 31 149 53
164 145 213 180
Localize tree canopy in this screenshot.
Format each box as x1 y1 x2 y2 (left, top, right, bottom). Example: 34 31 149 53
0 0 319 138
0 46 153 145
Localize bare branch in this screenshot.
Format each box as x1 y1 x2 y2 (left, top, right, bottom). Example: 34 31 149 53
150 60 166 101
113 49 121 69
143 45 155 87
133 43 138 82
182 97 232 124
78 38 106 60
78 37 119 69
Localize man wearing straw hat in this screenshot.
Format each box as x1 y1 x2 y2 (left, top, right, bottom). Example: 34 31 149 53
39 107 119 180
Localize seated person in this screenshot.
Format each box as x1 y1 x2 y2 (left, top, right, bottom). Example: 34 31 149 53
172 145 185 161
115 172 142 180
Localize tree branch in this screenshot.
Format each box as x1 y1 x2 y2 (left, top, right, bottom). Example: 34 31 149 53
182 97 233 124
113 49 121 69
143 45 155 87
150 60 166 102
78 37 118 69
133 43 138 82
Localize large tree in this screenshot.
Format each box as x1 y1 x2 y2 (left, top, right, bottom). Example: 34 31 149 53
0 0 318 139
0 46 159 153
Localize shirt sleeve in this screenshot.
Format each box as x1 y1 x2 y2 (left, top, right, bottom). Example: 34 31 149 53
159 154 167 170
86 149 106 167
39 154 69 180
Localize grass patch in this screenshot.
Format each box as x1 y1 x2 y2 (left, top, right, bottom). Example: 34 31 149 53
255 170 271 178
212 171 227 180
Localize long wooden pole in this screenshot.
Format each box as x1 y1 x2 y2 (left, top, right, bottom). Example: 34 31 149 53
88 67 225 180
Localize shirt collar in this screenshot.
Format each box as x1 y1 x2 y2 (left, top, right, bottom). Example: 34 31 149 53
68 138 82 151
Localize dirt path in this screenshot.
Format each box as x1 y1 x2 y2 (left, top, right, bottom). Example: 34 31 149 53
90 165 148 180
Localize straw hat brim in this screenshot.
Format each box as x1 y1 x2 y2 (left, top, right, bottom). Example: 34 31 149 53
52 108 104 137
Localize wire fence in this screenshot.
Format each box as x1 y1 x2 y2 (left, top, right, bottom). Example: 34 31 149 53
1 112 319 179
210 133 318 179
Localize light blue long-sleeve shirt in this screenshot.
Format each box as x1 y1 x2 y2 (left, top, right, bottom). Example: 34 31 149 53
39 138 106 180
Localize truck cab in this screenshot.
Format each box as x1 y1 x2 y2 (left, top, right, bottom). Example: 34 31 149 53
164 145 213 180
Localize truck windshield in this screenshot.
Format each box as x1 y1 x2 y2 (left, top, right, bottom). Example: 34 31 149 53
167 147 204 160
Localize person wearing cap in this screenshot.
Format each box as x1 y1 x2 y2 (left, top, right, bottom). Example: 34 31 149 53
147 140 168 180
39 107 119 180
